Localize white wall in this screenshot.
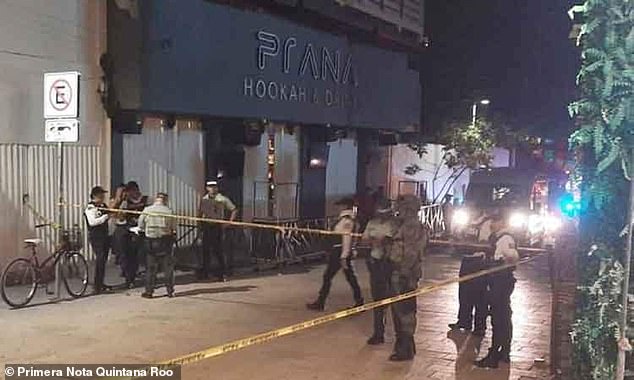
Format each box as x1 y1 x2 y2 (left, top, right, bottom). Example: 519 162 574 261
122 118 204 211
0 0 107 146
0 1 107 266
325 137 358 216
388 144 511 204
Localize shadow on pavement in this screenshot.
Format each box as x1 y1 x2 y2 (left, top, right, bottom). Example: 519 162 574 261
175 285 258 298
448 330 511 380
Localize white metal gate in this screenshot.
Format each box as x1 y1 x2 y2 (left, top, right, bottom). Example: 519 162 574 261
122 120 204 247
0 144 101 266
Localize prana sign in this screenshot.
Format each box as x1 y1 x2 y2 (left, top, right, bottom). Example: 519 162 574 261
244 30 357 108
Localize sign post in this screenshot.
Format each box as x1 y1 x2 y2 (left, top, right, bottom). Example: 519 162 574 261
44 71 80 299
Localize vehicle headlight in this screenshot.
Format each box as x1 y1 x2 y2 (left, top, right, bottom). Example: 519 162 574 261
452 209 470 226
509 212 526 228
528 214 544 234
544 215 562 231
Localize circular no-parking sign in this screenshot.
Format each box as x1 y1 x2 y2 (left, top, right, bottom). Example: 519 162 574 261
43 72 80 119
49 79 72 111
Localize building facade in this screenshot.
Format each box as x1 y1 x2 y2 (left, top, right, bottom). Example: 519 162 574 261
0 0 108 264
107 0 423 222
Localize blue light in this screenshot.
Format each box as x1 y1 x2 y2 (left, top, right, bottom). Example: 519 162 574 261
559 193 580 217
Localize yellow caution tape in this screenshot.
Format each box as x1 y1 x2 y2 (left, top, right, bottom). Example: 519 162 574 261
51 201 359 238
102 252 546 380
64 203 553 253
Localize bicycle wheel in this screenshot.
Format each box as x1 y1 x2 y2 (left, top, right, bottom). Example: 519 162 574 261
1 258 37 308
62 252 89 298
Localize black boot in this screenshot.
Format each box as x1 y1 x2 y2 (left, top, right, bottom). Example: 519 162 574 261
389 336 415 362
475 348 501 369
306 300 325 311
367 335 385 345
499 349 511 363
448 322 471 331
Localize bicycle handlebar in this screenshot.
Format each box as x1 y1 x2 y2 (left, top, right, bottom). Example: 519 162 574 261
34 223 51 229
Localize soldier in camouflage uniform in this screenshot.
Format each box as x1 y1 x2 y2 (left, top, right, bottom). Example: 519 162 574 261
386 194 429 361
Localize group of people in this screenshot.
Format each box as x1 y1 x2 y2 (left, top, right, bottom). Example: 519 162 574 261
306 195 429 362
84 179 519 366
84 179 238 298
305 192 520 367
447 210 520 368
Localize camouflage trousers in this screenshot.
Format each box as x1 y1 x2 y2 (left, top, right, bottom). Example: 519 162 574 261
389 268 419 341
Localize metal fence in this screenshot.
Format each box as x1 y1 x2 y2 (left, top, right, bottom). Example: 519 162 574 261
0 144 101 265
419 203 445 237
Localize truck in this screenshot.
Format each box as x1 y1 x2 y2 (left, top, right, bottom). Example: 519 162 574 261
450 167 566 247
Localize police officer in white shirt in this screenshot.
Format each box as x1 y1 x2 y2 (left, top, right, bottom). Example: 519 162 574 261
84 186 117 294
476 212 520 368
307 198 363 311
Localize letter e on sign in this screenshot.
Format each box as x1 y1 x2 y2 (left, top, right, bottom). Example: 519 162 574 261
44 72 80 119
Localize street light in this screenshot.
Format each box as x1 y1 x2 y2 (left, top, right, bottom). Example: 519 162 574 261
472 99 491 126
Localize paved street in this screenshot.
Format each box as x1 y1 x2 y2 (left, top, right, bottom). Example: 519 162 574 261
0 253 551 380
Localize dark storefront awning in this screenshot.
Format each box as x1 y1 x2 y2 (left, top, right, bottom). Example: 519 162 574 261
110 0 421 132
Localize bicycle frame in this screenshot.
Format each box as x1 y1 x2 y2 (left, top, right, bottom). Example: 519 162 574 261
25 245 71 280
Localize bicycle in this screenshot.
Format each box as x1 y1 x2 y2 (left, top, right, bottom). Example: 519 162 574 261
1 224 89 308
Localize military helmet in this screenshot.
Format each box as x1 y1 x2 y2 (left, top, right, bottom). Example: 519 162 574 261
396 195 421 216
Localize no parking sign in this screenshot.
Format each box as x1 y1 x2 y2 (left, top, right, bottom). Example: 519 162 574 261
43 72 80 119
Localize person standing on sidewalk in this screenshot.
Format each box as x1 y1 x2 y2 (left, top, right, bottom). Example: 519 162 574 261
113 181 149 288
84 186 117 295
307 198 364 311
448 250 488 336
475 212 519 369
362 198 396 345
198 180 238 282
137 192 177 299
386 195 428 361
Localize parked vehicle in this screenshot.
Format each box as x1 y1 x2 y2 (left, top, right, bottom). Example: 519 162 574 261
451 168 566 247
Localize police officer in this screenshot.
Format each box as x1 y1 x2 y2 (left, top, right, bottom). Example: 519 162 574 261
307 197 363 311
448 251 488 336
362 198 396 345
198 180 238 282
475 212 519 368
84 186 115 295
387 195 428 361
137 192 177 299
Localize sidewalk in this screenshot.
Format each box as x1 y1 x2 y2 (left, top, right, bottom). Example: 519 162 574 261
0 254 552 380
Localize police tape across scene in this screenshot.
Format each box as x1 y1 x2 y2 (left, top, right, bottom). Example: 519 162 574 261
104 253 546 380
33 201 550 378
54 202 550 253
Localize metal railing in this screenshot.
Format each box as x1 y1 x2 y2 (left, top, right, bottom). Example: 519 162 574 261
419 204 445 237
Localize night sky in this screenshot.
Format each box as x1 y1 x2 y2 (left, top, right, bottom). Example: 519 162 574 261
423 0 580 140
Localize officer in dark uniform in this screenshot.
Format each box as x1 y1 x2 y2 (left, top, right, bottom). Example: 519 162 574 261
448 251 488 336
84 186 113 295
476 212 519 368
